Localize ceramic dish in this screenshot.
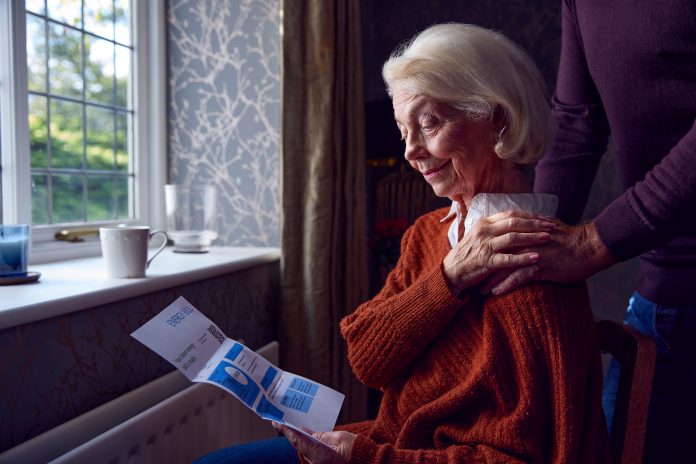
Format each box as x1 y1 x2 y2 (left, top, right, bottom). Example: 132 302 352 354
0 271 41 286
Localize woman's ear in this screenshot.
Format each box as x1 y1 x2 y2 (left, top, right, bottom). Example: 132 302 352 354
491 106 509 157
491 105 508 133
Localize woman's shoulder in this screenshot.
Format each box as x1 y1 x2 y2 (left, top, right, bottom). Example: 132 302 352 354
487 281 595 329
480 282 600 363
509 281 590 305
400 207 452 245
410 207 452 230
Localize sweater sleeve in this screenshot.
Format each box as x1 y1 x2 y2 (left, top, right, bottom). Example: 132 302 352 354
594 120 696 260
510 283 610 463
534 0 610 225
340 223 462 389
535 0 696 261
346 282 609 464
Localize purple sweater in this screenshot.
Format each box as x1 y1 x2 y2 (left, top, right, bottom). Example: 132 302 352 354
534 0 696 306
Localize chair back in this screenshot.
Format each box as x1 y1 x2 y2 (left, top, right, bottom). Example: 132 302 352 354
597 320 656 464
375 168 438 224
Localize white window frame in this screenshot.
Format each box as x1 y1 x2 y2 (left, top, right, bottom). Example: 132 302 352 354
0 0 167 263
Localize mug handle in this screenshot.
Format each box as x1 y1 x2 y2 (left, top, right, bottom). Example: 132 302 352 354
147 229 169 268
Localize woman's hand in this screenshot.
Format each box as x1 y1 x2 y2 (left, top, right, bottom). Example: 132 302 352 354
442 210 556 293
273 422 356 464
479 218 617 295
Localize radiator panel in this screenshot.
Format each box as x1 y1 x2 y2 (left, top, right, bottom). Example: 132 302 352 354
0 342 278 464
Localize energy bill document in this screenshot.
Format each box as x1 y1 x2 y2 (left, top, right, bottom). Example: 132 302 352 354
132 296 345 444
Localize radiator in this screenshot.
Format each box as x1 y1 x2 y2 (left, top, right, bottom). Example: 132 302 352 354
0 341 279 464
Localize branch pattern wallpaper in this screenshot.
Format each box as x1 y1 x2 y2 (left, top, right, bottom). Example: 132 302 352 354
167 0 281 247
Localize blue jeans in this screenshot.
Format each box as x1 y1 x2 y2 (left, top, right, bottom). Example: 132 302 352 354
602 291 696 463
193 437 300 464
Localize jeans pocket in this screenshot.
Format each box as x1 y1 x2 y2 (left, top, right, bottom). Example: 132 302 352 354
654 306 678 352
624 292 674 353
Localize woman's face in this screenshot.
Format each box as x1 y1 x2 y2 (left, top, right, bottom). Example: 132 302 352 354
392 88 503 204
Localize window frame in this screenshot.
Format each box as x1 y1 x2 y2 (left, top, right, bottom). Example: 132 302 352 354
0 0 167 263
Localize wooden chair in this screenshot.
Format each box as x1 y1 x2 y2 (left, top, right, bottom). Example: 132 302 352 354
597 320 656 464
375 167 438 225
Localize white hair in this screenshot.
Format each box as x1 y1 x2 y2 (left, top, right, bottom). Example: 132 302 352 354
382 23 554 164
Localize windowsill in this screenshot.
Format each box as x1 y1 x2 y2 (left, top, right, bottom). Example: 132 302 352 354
0 246 281 331
29 237 104 264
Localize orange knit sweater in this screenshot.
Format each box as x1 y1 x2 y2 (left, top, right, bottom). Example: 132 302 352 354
340 208 611 463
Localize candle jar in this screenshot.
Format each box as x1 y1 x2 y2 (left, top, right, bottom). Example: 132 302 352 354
0 224 29 277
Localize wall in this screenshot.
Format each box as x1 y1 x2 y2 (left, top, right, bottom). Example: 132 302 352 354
167 0 281 247
0 263 279 453
360 0 639 321
362 0 562 102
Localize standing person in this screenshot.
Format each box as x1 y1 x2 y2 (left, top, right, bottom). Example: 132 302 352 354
516 1 696 462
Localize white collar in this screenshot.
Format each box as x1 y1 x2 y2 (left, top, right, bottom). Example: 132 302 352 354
441 193 558 248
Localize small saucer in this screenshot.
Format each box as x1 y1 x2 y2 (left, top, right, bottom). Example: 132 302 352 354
0 271 41 286
173 247 210 253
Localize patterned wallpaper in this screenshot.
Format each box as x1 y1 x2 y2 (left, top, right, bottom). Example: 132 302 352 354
167 0 281 247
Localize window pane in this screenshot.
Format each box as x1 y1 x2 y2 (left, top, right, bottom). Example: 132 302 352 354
86 105 115 169
50 99 84 168
46 0 82 28
52 174 84 223
31 175 50 225
116 111 128 171
115 44 129 108
48 23 83 98
25 0 134 227
114 0 130 46
26 0 45 15
26 15 47 93
116 175 129 218
28 95 48 168
84 0 114 41
87 175 114 221
85 35 114 104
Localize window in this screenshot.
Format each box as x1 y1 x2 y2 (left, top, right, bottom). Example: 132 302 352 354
0 0 166 262
26 0 133 225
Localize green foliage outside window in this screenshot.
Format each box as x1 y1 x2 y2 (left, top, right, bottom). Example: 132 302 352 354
26 0 131 225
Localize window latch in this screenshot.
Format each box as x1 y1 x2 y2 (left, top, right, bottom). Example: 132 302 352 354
54 228 100 243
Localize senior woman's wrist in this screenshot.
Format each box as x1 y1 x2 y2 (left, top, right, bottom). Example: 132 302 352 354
441 262 471 299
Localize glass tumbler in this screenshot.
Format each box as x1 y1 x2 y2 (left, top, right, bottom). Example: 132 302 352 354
164 184 219 252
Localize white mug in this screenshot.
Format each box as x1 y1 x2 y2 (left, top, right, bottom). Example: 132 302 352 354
99 226 168 278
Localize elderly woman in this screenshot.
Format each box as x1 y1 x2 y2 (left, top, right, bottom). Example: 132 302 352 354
197 23 610 464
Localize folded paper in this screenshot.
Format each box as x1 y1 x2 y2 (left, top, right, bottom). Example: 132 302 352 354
131 297 345 445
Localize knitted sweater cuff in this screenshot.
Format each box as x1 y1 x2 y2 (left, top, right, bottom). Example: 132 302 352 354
594 194 656 261
387 264 464 328
337 420 375 435
375 265 465 357
348 434 378 464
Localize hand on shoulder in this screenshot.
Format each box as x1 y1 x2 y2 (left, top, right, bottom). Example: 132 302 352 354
481 219 617 295
442 210 555 293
